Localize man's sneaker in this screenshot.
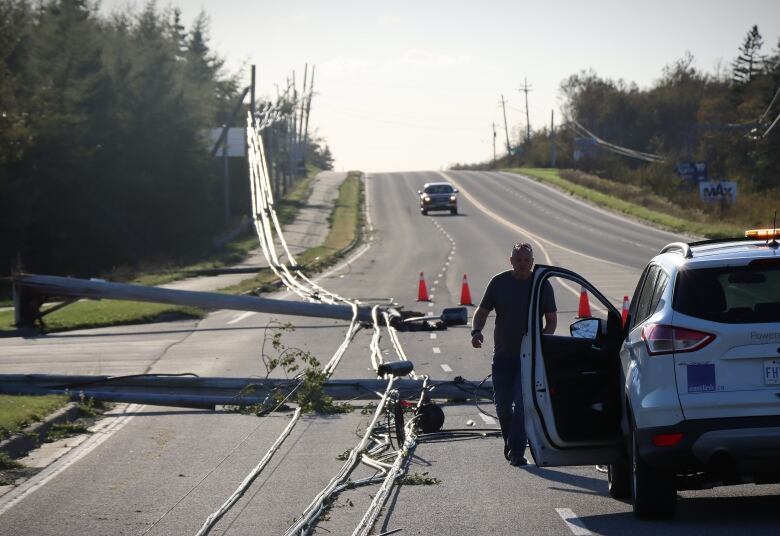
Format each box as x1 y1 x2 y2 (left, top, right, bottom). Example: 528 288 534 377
509 455 528 467
504 445 510 461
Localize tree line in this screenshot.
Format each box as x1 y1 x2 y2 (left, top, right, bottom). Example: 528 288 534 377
0 0 333 280
475 26 780 209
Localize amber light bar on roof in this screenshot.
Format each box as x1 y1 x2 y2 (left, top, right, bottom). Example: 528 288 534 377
745 228 780 240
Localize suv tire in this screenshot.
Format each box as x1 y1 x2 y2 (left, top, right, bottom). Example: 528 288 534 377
450 207 458 215
421 209 428 215
607 460 631 499
630 425 676 519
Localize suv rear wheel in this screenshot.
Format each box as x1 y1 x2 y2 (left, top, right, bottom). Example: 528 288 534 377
630 425 676 518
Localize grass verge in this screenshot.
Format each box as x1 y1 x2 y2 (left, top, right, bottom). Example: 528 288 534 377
45 422 91 443
0 301 205 334
510 167 743 238
0 394 69 441
0 452 23 470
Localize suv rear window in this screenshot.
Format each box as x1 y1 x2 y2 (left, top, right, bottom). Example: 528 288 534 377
674 265 780 323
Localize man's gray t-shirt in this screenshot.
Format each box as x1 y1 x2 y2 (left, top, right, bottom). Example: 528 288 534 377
478 270 556 359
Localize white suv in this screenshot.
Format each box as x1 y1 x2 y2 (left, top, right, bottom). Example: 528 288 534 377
520 230 780 519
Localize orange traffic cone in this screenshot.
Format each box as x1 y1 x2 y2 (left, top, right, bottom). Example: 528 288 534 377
621 295 630 326
577 286 591 318
417 272 429 301
460 274 473 305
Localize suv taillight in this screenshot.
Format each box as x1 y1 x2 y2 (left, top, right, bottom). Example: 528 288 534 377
641 324 715 356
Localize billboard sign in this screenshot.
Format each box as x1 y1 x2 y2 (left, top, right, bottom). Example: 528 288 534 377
699 181 737 203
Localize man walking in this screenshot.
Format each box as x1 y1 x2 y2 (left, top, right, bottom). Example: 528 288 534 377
471 242 557 466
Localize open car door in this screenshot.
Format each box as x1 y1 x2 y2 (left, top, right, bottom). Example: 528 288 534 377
521 264 624 467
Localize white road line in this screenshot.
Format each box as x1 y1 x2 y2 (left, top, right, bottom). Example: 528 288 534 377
227 311 256 325
429 333 437 339
428 303 435 307
439 172 582 302
0 404 142 516
433 347 441 354
440 363 452 372
310 240 371 286
478 413 496 425
555 508 592 535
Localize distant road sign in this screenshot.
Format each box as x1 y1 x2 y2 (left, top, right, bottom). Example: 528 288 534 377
573 137 598 161
676 161 708 182
699 181 737 203
208 128 246 157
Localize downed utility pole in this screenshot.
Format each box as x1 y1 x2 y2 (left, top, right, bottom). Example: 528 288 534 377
0 373 493 410
11 274 370 328
11 274 467 331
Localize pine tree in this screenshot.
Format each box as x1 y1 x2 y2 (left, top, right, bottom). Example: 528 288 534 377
732 25 765 85
167 7 187 59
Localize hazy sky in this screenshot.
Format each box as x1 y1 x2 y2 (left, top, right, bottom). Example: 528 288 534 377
100 0 780 172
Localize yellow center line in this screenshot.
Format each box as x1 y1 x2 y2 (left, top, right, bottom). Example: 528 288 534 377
439 171 628 269
438 171 583 300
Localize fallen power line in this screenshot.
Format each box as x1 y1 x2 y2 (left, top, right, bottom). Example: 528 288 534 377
568 119 666 163
194 114 457 536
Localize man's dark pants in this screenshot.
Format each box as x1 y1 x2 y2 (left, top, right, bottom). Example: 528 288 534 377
492 355 526 459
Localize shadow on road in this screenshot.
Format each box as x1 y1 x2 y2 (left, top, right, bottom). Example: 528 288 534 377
408 451 433 468
117 409 217 417
377 450 436 534
379 483 404 534
426 213 467 218
524 466 607 496
580 493 780 535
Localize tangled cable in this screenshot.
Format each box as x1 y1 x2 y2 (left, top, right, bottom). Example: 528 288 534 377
196 114 426 536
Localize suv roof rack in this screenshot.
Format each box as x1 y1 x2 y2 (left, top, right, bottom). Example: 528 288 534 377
661 237 761 259
687 236 753 248
660 242 692 258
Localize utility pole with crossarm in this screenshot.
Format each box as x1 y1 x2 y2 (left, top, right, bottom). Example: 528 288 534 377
519 78 532 143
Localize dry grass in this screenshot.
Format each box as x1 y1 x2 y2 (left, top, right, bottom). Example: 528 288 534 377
515 167 744 238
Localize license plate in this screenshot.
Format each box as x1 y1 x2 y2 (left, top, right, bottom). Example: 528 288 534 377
764 360 780 385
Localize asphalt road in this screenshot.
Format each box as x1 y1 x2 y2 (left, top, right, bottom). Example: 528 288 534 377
1 170 778 535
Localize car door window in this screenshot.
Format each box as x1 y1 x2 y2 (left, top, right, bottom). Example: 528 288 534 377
626 264 651 330
633 265 661 326
534 273 623 443
648 269 669 315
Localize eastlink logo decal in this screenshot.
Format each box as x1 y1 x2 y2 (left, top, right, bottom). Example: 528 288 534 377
751 332 780 341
